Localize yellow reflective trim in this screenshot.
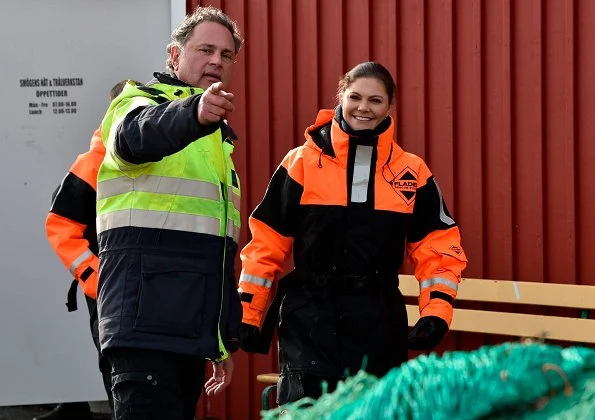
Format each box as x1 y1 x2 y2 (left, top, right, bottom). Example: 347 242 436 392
97 209 221 235
214 329 229 363
98 175 220 201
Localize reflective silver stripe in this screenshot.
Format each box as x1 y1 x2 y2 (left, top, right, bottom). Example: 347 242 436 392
239 273 273 288
351 145 373 203
420 276 459 292
98 175 220 201
226 219 240 243
433 179 455 226
69 249 93 275
97 209 221 235
228 186 241 211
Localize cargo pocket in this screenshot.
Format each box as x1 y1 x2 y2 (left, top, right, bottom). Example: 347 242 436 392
431 242 468 274
133 255 208 338
276 373 305 405
112 371 158 419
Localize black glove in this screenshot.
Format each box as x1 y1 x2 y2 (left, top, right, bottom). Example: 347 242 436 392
239 322 271 354
408 316 449 350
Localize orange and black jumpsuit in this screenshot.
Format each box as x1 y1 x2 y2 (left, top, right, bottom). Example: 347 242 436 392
45 127 113 405
239 108 467 403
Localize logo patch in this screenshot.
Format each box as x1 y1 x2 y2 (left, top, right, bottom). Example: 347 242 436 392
383 166 418 205
450 245 463 255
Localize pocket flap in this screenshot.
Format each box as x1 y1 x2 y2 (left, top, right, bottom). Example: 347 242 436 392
141 254 212 274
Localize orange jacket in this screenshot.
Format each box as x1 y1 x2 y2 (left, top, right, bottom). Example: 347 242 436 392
240 109 467 328
46 128 105 300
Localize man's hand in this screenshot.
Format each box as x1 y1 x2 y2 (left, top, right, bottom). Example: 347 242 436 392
204 355 234 396
197 82 235 125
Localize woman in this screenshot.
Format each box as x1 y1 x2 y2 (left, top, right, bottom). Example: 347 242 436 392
238 62 467 404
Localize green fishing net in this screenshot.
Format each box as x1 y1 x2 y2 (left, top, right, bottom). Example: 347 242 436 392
262 342 595 419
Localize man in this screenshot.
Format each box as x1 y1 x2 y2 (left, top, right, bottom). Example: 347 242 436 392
44 80 133 420
96 6 243 419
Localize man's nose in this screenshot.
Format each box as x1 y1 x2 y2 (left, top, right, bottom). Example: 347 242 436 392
209 51 224 65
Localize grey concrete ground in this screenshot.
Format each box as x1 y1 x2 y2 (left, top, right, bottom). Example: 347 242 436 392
0 405 111 420
0 405 52 420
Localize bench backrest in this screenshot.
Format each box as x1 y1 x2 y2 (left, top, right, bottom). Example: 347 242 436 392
400 275 595 344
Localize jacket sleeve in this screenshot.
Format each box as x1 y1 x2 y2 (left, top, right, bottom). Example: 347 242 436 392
112 95 221 165
239 151 304 328
406 162 468 327
46 139 104 299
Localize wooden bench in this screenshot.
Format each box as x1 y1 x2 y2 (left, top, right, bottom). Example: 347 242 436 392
255 373 281 411
256 276 595 410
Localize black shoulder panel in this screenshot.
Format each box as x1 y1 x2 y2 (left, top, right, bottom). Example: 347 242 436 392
252 166 304 237
406 176 457 243
50 172 96 226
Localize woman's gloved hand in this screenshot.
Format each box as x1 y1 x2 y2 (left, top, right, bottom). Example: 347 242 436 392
408 316 449 350
239 322 270 354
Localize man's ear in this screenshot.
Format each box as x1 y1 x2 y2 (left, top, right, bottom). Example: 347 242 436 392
169 43 181 71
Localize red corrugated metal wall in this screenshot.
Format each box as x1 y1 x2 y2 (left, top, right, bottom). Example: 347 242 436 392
190 1 595 418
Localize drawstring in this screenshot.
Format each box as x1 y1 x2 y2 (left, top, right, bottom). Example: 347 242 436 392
384 142 394 167
316 137 389 170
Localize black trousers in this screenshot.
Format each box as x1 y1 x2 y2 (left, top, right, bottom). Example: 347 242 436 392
276 273 409 405
105 348 207 420
85 295 114 410
277 373 341 404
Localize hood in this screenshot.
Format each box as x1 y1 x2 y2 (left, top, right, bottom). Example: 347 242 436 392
303 109 402 169
303 109 336 157
117 75 203 104
147 72 193 88
101 78 205 145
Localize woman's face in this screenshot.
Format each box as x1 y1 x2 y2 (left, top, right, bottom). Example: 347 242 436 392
340 77 390 130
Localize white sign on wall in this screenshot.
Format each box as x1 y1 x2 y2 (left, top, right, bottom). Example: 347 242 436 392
0 0 185 406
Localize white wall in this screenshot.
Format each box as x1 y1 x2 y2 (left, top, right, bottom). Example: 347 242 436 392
0 0 183 406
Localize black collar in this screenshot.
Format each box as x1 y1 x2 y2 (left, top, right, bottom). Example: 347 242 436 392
151 72 193 87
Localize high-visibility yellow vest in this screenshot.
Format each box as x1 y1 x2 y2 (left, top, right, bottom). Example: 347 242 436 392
97 81 240 244
97 81 241 361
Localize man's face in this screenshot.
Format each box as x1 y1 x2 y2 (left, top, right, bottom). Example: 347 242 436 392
170 21 236 90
